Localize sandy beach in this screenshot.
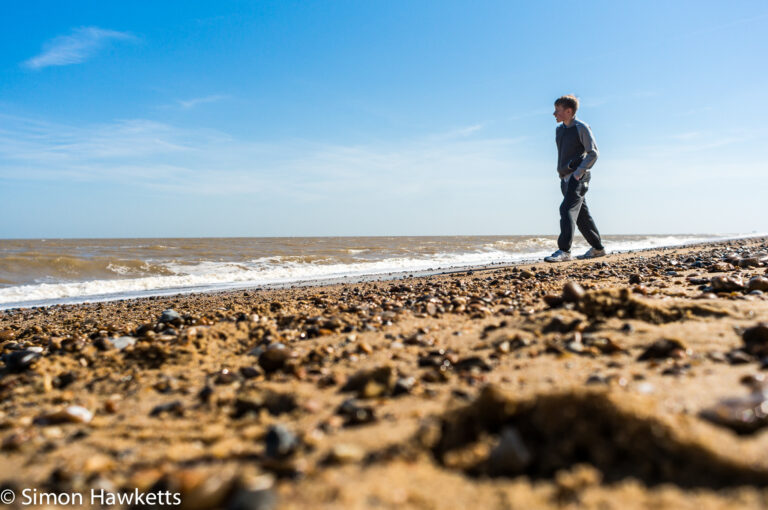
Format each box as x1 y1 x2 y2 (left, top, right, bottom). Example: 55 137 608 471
2 236 768 509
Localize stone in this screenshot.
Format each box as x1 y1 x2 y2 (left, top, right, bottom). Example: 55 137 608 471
637 338 691 361
341 365 396 398
739 257 761 268
159 309 182 324
258 344 291 374
700 390 768 435
393 376 416 395
743 323 768 357
453 356 492 372
215 368 238 385
562 282 586 303
488 426 531 476
543 294 565 307
2 349 42 373
36 405 93 425
326 443 365 464
108 336 137 350
239 366 262 379
264 425 298 459
336 398 376 426
234 391 297 418
711 275 745 292
586 374 608 385
747 276 768 292
150 400 184 417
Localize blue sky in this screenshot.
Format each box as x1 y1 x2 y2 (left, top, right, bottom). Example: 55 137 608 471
1 0 766 238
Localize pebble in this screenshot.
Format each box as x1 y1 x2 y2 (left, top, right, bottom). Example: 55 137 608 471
159 309 182 324
2 349 42 372
453 356 492 372
336 398 376 426
108 336 137 350
711 275 745 292
700 390 768 435
393 376 416 395
258 344 290 374
326 443 365 464
727 349 753 365
747 276 768 292
562 282 585 303
743 323 768 356
264 424 299 459
637 338 691 361
150 400 184 417
585 373 608 385
36 405 93 425
488 426 531 475
239 366 263 379
215 368 238 385
234 391 297 418
342 365 396 398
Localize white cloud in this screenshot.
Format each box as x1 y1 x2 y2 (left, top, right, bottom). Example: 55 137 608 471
0 113 529 197
669 131 700 141
177 95 228 109
23 26 136 69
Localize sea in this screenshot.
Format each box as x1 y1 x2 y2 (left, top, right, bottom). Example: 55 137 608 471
0 234 760 310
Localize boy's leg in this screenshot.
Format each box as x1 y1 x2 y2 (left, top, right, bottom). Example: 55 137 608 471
557 178 584 252
576 200 604 250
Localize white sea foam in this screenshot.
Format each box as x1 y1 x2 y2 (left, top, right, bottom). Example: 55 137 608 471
0 233 761 309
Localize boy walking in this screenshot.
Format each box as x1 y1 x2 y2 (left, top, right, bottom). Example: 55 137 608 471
545 95 606 262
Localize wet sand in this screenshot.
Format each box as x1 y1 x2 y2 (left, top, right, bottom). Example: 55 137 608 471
2 236 768 509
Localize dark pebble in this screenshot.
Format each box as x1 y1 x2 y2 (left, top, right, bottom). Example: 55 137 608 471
265 424 298 459
743 323 768 356
638 338 690 361
2 349 42 373
336 398 376 426
150 400 184 417
258 344 290 374
562 282 585 303
159 309 182 324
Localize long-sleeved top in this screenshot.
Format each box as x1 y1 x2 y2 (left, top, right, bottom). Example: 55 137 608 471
556 118 599 180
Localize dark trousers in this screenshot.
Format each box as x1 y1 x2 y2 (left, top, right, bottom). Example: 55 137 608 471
558 173 604 252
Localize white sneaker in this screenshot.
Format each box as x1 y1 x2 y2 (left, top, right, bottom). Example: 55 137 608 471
577 247 606 259
544 250 571 262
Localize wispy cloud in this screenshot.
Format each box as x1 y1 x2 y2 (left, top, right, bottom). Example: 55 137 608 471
426 123 485 141
23 26 136 69
0 114 528 197
177 95 228 109
670 131 700 141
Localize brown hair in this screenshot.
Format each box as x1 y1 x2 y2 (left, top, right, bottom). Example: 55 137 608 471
554 95 579 113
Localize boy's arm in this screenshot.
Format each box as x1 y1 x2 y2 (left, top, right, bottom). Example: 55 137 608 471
574 123 599 178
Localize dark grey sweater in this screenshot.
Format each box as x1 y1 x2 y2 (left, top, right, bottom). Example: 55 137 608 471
556 118 599 180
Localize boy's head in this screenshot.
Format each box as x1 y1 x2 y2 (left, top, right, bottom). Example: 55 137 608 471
553 95 579 123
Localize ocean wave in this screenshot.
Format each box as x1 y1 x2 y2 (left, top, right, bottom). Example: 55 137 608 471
0 249 538 306
0 254 172 285
0 233 762 308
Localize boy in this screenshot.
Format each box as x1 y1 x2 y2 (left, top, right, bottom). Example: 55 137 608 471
544 95 606 262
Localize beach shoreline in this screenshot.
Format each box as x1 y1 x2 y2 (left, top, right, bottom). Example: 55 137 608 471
2 236 768 508
2 233 764 311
